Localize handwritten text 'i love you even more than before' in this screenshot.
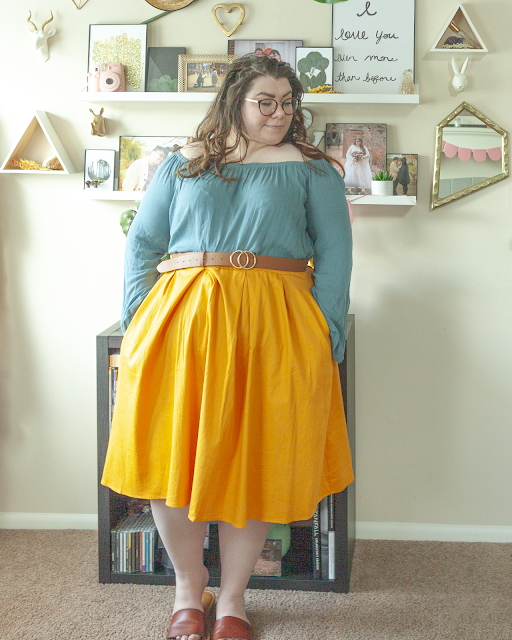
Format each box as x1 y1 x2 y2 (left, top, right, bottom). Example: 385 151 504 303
331 0 415 94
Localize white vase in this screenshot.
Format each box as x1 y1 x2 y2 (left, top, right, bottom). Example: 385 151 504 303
371 180 394 196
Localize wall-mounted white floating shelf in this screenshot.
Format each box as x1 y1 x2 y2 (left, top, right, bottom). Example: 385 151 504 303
347 195 417 206
83 190 143 200
77 87 420 105
83 191 417 205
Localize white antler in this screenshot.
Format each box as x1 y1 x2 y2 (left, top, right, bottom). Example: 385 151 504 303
27 10 56 63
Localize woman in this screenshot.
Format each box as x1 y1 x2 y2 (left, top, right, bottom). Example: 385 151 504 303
102 55 353 640
344 136 372 190
397 156 411 195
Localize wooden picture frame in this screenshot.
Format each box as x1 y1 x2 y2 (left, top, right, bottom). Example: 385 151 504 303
325 123 387 195
178 54 238 93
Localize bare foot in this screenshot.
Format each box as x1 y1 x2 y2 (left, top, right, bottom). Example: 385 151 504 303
170 565 210 640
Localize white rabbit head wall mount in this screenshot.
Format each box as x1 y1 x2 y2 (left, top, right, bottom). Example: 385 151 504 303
451 57 469 92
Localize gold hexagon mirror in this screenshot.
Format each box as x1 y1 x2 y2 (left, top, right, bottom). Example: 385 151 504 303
431 102 509 210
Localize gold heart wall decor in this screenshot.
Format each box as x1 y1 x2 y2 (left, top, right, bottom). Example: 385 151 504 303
71 0 91 8
211 3 246 37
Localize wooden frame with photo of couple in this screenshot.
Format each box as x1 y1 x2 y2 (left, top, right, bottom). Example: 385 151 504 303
387 154 418 197
178 54 238 92
325 123 387 195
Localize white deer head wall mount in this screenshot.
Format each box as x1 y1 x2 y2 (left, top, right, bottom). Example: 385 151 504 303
27 11 56 63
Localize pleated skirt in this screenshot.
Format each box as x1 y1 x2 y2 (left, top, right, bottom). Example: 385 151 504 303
101 266 354 528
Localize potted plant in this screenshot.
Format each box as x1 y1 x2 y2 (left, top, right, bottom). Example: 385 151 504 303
371 171 394 196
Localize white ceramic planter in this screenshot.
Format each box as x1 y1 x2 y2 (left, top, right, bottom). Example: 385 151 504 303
371 180 394 196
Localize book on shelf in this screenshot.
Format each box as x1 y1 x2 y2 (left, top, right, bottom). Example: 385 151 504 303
108 353 120 431
320 497 329 579
312 503 321 579
315 496 336 580
328 494 336 580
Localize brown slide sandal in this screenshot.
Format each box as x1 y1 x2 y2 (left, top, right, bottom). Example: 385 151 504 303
212 616 253 640
167 590 216 640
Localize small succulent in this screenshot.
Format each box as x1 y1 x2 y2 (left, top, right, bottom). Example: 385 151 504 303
372 171 394 181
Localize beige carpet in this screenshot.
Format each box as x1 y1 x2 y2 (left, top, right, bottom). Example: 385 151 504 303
1 530 511 640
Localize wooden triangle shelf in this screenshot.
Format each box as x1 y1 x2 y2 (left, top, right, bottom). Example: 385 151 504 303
0 111 77 174
431 4 488 54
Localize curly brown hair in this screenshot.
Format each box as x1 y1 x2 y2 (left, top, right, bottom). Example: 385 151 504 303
177 55 343 182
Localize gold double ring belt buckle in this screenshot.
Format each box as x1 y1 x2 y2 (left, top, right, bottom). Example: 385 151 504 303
229 250 257 269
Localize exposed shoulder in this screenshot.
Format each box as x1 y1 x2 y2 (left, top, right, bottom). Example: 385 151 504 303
178 142 204 160
268 144 304 162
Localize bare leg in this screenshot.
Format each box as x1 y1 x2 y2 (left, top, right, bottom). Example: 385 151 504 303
215 519 270 640
151 500 209 640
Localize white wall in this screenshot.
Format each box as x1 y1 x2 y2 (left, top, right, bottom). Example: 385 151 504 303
1 0 511 536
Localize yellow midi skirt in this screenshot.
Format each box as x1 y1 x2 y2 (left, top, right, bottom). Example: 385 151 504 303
101 266 353 528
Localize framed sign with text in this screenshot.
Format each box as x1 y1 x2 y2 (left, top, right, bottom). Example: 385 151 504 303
332 0 416 94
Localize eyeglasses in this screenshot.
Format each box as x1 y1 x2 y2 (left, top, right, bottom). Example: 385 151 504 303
245 97 299 116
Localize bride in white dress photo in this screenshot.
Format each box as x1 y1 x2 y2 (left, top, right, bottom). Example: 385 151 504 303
344 137 373 190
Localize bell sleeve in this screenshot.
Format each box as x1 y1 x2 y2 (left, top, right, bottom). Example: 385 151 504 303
305 160 353 363
120 153 182 333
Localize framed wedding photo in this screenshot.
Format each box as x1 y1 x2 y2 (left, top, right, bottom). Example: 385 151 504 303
227 40 302 70
88 24 148 92
295 47 333 92
178 54 238 92
387 153 418 196
325 123 387 195
119 136 188 192
145 47 186 92
84 149 116 191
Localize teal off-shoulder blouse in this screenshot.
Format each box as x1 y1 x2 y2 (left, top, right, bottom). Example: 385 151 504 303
122 150 352 363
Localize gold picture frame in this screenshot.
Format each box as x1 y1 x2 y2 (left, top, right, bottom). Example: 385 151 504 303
431 102 509 210
178 54 238 92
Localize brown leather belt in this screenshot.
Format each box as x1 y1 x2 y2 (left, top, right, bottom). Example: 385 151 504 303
157 251 309 273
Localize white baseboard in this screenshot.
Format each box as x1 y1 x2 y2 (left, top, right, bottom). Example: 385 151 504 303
356 522 512 543
1 513 511 542
0 512 98 530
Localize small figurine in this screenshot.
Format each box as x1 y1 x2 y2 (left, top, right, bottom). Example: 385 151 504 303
89 108 106 137
400 69 416 95
451 57 469 92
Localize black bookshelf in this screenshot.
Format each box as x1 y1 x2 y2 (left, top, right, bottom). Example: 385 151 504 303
97 315 355 592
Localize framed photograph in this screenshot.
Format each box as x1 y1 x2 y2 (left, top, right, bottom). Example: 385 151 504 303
331 0 415 94
387 153 418 196
325 123 387 195
88 24 148 92
178 54 238 92
295 47 333 92
145 47 186 92
84 149 116 191
227 40 302 70
252 540 282 577
119 136 188 192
